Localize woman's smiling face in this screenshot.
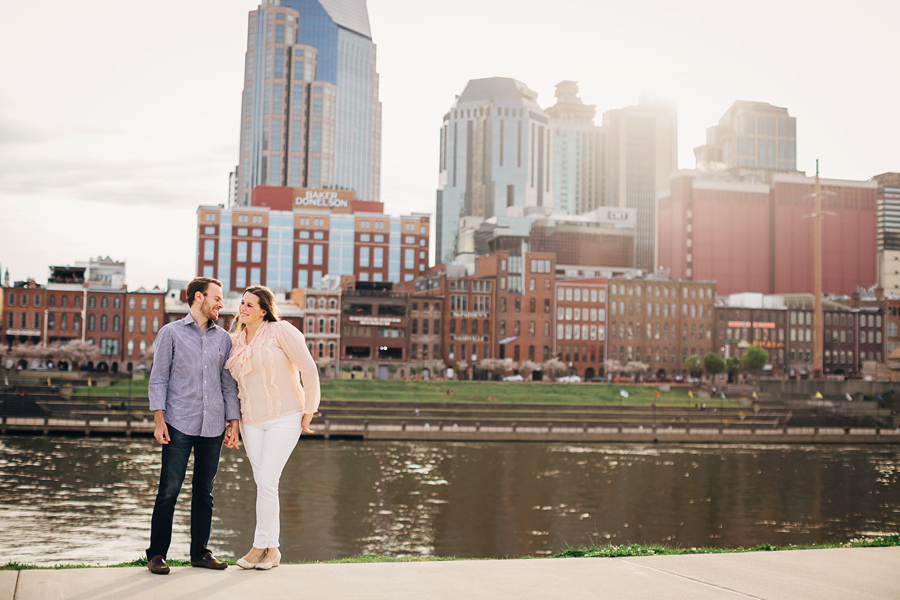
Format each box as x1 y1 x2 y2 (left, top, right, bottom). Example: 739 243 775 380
239 292 267 327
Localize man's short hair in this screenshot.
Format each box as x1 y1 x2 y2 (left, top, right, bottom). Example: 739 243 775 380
186 277 223 306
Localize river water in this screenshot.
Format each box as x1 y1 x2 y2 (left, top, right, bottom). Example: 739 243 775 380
0 436 898 565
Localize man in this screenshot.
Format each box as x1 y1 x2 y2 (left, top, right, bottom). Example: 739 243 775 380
145 277 241 575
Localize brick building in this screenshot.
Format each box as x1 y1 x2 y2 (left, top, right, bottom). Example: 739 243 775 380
297 287 341 376
409 296 443 371
339 282 410 378
555 278 607 379
607 274 716 378
480 251 556 367
123 287 165 371
713 294 788 376
197 186 430 293
659 171 878 296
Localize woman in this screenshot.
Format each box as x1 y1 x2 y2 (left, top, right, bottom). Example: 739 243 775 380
224 286 320 570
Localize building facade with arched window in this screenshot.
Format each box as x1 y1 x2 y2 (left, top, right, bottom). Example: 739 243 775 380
299 287 341 377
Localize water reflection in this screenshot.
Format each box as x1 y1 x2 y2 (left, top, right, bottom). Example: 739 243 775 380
0 436 898 565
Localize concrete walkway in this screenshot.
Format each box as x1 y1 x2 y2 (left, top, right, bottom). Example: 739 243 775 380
2 547 898 600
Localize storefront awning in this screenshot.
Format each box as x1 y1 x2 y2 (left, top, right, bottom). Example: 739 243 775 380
498 336 518 345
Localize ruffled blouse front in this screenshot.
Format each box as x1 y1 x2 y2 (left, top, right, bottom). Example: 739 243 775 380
225 320 321 425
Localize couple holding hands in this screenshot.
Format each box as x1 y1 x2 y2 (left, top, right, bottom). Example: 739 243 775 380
145 277 320 574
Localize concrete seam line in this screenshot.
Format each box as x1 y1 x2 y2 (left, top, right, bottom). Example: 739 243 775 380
619 558 765 600
13 571 20 600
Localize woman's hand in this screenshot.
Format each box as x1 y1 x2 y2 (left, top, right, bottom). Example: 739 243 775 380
224 420 241 449
301 412 315 434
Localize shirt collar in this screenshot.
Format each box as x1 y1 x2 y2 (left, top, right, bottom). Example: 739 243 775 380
183 311 219 331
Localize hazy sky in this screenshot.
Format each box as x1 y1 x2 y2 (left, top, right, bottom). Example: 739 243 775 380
1 0 897 289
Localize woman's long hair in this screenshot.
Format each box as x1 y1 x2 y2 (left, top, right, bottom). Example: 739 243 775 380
230 286 281 335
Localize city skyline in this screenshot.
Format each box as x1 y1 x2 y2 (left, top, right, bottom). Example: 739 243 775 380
1 0 898 288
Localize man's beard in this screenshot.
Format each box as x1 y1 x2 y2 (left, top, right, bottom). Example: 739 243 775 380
200 299 219 322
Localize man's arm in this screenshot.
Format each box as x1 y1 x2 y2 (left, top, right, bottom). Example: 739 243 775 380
221 336 242 449
148 327 174 445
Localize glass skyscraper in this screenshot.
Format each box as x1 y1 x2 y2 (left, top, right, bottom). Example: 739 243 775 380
546 81 603 215
236 0 381 205
602 99 678 273
436 77 554 264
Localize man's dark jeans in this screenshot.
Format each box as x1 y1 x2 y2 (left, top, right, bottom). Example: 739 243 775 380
146 424 224 560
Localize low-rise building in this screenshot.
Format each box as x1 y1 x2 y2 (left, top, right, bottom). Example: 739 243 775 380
714 293 788 376
339 281 410 379
124 287 165 372
555 278 607 379
607 272 715 378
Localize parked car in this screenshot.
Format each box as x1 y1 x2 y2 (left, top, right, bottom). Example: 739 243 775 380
612 376 632 383
589 376 607 383
502 374 524 382
643 376 659 383
557 375 582 383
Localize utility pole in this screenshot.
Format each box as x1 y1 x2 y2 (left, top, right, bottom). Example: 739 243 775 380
813 161 823 378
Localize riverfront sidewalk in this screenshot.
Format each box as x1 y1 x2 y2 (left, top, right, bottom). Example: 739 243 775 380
2 546 898 600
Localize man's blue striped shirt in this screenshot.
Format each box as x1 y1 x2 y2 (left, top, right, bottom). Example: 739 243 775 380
148 313 240 437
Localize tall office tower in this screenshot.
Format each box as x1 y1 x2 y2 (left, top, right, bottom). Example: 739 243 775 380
236 0 381 205
875 172 900 292
693 101 797 172
546 81 603 215
437 77 554 264
602 98 678 273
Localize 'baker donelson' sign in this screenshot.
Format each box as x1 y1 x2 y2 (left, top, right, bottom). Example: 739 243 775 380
292 188 356 212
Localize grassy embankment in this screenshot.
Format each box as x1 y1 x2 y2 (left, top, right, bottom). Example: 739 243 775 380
2 535 897 570
64 378 740 408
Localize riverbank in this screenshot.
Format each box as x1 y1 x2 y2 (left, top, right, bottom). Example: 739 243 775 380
3 545 898 600
4 535 898 569
3 415 898 444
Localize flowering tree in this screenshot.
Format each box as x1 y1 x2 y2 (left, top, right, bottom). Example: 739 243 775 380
9 344 45 367
605 359 625 378
624 361 650 380
543 358 567 379
520 360 542 381
53 340 102 368
454 360 468 380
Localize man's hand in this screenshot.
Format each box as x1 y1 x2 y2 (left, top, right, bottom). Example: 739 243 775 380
224 419 241 449
153 410 170 445
301 412 315 434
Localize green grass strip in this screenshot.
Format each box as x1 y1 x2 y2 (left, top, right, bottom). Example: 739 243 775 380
62 378 742 408
3 535 896 570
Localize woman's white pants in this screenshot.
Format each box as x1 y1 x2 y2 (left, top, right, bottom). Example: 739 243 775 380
241 412 302 549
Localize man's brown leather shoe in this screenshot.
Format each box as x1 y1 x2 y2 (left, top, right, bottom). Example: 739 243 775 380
190 551 228 570
148 555 170 575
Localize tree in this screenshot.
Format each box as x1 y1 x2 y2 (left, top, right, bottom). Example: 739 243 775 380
604 359 624 378
725 357 742 382
9 344 45 367
703 353 725 378
684 354 703 378
427 360 447 379
543 358 567 379
454 360 468 379
623 361 649 380
53 340 101 367
742 345 769 374
520 360 541 380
